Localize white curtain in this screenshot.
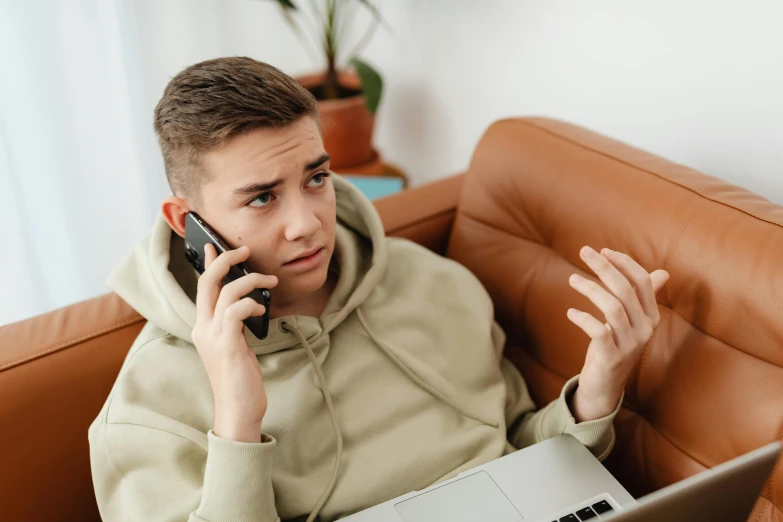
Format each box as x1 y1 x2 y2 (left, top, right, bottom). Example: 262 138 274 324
0 0 331 326
0 1 169 325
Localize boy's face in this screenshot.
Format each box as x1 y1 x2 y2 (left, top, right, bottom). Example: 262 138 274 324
192 116 336 303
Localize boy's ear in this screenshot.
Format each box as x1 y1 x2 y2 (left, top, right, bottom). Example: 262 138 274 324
161 196 190 238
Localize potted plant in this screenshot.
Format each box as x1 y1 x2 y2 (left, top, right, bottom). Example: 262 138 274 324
268 0 386 174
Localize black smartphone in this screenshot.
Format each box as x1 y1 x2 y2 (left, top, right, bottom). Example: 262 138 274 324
184 211 271 340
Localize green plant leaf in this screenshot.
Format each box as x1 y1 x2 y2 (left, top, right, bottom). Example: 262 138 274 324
275 0 297 9
350 57 382 114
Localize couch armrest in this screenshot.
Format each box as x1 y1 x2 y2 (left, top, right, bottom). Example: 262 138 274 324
0 173 464 522
0 292 144 522
373 174 465 256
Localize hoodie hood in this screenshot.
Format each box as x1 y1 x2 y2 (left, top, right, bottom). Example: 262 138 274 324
106 174 388 354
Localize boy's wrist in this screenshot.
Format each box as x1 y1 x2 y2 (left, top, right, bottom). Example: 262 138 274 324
213 415 262 443
569 384 621 423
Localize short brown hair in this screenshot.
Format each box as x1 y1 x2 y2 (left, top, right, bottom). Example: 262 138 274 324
153 57 318 202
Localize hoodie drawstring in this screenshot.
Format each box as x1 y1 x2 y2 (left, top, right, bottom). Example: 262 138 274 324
280 307 499 521
356 307 499 429
280 321 343 522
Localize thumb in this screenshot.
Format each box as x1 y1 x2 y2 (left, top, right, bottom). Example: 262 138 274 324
650 269 670 293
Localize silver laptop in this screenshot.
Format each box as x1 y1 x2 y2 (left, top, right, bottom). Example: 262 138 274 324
341 435 781 522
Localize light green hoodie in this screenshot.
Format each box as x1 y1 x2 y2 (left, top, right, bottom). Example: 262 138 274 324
89 175 620 522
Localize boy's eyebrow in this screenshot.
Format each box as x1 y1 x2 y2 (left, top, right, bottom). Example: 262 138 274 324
232 179 281 199
305 153 331 171
232 153 331 199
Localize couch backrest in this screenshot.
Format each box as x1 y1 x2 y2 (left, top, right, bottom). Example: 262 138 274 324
446 117 783 520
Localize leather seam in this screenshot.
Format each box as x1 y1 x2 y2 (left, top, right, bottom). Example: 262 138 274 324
453 215 546 344
667 305 783 369
633 413 780 509
385 207 456 235
753 497 781 521
457 213 544 316
633 192 695 404
639 205 698 401
0 316 144 372
660 207 701 306
632 409 710 469
514 119 783 228
460 211 783 370
456 210 546 247
753 501 769 522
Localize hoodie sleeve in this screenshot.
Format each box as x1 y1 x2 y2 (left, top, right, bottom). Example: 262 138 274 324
89 420 280 522
494 322 622 461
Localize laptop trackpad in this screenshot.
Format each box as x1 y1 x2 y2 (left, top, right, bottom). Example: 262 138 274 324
394 471 522 522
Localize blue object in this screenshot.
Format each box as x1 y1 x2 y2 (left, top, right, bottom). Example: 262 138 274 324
343 175 404 200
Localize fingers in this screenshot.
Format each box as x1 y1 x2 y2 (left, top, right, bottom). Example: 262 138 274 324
600 249 669 325
204 243 218 268
650 269 670 293
580 246 647 328
196 245 251 321
214 272 278 325
567 308 617 349
569 273 633 345
223 297 267 339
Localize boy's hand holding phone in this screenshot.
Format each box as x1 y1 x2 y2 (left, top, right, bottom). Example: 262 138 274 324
191 243 278 443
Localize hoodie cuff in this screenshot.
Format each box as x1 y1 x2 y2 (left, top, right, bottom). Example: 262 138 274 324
554 374 623 461
195 430 280 522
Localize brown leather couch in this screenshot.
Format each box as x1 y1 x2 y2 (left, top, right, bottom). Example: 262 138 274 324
2 117 781 522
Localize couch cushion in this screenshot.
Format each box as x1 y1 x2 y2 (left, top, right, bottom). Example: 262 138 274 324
446 117 783 521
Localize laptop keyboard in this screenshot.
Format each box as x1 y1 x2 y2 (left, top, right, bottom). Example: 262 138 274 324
553 500 614 521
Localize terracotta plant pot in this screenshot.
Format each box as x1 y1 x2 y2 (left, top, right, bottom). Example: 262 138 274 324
332 149 384 176
297 70 375 170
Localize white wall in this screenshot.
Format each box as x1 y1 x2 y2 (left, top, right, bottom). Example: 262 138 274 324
136 0 783 200
369 0 783 201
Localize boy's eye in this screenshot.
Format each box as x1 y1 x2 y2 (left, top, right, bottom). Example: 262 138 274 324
308 172 330 187
249 192 273 208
